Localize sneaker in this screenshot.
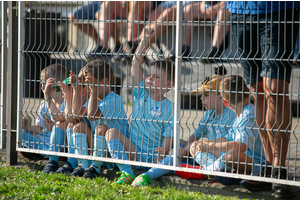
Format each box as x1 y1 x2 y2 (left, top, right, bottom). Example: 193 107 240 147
85 46 111 62
43 160 59 174
83 165 101 179
215 169 241 185
239 165 272 191
131 174 152 187
56 161 73 174
271 168 294 198
175 164 208 180
114 172 136 185
70 166 85 177
20 151 44 160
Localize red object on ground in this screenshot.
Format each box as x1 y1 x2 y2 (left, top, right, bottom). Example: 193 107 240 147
175 164 208 180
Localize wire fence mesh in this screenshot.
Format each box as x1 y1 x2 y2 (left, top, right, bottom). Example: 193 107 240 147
1 1 300 188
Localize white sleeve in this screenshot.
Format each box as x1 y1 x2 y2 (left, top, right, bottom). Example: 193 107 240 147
35 101 46 128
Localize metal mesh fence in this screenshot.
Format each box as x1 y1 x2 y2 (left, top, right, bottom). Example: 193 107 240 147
1 1 299 188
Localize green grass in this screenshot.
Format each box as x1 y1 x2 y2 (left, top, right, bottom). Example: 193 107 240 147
0 166 242 200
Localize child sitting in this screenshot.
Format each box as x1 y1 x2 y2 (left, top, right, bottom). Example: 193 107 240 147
71 59 129 179
175 66 236 180
21 64 66 161
105 28 176 185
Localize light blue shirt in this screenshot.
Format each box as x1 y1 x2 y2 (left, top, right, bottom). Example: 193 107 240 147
225 104 265 163
130 81 174 152
35 100 65 136
193 107 236 140
84 91 130 137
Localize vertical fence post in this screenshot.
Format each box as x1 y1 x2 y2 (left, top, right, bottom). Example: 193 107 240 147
1 1 7 149
173 1 183 167
6 1 18 165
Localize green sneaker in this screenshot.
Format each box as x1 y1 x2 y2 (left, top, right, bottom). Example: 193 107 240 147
131 174 152 187
114 172 136 185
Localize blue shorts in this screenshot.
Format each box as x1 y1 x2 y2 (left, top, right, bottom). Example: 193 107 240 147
72 1 102 20
230 8 299 85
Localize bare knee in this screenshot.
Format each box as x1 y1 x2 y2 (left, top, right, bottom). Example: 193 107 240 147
73 121 89 134
95 124 109 136
189 141 197 157
105 128 122 141
67 123 74 129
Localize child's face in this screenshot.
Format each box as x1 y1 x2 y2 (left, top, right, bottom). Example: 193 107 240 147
40 76 47 94
145 65 168 91
201 92 218 110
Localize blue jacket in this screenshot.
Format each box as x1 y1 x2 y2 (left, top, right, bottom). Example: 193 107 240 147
227 1 300 14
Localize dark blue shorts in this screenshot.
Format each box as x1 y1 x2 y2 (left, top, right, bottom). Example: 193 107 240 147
230 8 299 85
72 1 102 20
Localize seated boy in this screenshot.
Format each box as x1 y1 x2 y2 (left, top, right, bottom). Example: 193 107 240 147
179 75 265 185
105 28 176 185
21 64 66 161
174 66 236 180
70 59 129 179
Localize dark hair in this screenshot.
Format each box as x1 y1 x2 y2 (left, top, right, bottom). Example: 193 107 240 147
150 60 175 82
214 65 227 76
85 59 114 84
40 63 67 81
219 75 249 104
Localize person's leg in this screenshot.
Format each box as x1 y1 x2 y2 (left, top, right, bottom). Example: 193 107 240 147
43 122 66 174
84 124 109 178
264 78 291 167
105 128 137 184
211 3 229 48
72 121 91 171
127 1 154 43
56 123 78 174
97 1 127 49
68 2 101 45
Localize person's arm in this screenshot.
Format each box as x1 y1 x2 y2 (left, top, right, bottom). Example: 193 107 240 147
44 78 65 122
154 137 173 155
84 70 102 121
195 137 247 153
132 28 155 86
70 71 87 121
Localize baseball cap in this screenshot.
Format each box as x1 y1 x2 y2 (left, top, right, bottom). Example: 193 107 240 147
191 75 224 94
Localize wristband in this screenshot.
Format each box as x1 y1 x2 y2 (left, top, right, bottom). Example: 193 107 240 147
45 97 52 102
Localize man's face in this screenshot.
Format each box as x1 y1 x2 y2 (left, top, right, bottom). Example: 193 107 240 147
145 65 168 91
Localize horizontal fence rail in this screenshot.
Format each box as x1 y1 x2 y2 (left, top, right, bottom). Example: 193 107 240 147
1 1 298 188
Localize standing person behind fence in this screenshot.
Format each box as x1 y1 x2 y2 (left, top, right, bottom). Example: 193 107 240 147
226 2 300 198
70 59 129 179
105 28 175 185
21 64 66 160
173 66 236 181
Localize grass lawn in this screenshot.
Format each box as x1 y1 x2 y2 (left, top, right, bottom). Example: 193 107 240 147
0 166 243 200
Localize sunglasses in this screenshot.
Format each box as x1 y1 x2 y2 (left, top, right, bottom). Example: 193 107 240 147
223 99 229 107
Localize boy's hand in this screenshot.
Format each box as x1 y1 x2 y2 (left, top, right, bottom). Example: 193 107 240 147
84 70 94 84
154 146 165 154
45 116 55 132
44 78 57 98
69 71 79 87
142 28 155 44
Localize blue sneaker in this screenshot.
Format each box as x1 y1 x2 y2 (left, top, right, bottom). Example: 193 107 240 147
85 46 111 62
43 160 59 174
